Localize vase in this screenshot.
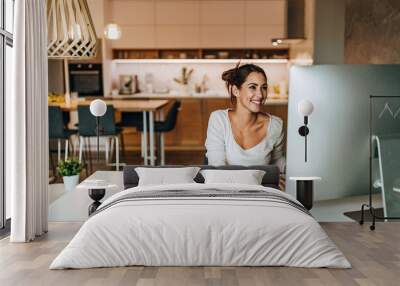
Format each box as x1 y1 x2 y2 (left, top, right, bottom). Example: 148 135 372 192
63 175 80 192
179 84 191 95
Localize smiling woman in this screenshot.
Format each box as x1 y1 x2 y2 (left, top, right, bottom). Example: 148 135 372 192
205 63 285 172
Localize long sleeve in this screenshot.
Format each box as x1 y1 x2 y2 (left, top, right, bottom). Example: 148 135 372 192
205 111 227 166
270 120 286 173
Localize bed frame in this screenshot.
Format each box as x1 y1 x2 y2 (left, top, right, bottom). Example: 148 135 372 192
123 165 281 190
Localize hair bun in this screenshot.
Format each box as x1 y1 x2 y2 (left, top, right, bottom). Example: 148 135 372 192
221 69 237 84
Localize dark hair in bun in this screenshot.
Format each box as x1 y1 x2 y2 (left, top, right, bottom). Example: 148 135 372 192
222 62 267 104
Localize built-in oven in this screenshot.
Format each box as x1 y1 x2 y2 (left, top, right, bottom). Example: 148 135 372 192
69 63 103 97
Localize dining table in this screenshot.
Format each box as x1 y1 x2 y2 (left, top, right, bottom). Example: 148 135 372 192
49 99 170 166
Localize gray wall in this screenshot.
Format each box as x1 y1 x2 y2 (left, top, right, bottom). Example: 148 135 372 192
286 65 400 201
313 0 346 64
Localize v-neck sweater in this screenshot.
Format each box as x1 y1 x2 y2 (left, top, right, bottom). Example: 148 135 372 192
205 109 285 172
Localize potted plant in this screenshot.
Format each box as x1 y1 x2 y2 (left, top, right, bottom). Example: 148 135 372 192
173 67 193 94
57 159 83 192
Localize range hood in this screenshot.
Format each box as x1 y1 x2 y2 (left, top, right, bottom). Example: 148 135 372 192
272 0 305 46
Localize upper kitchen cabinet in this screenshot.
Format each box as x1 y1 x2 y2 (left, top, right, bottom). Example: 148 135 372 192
112 26 156 49
155 1 200 47
110 0 155 25
108 0 287 50
199 0 245 48
156 1 199 25
245 0 286 47
245 0 287 25
200 26 245 48
156 26 200 48
200 1 245 25
110 1 156 48
245 25 286 48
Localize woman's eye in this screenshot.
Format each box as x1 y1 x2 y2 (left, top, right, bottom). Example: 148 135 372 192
249 86 256 90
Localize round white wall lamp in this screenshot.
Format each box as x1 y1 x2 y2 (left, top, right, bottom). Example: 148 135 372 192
297 99 315 162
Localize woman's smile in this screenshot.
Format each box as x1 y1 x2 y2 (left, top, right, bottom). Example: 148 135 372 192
250 98 262 105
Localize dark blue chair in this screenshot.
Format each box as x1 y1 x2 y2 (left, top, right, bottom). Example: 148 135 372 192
49 106 78 160
77 105 123 171
49 106 78 176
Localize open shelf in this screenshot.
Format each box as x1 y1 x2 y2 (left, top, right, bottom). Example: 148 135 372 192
112 48 289 60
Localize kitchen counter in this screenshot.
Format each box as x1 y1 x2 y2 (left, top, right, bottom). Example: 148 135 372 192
109 93 288 105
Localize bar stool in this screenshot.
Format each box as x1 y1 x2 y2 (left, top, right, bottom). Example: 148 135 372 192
48 106 78 174
77 105 123 171
137 101 181 165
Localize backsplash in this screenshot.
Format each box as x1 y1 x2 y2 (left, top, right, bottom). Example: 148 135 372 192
110 61 289 96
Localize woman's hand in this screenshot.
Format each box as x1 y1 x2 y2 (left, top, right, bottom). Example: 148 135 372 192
279 175 286 191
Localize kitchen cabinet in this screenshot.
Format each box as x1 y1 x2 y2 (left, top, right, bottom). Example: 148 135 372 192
165 99 204 147
112 26 156 49
155 1 199 25
200 26 245 48
200 1 245 25
245 0 286 25
108 0 286 49
156 26 200 48
110 0 155 25
245 25 286 48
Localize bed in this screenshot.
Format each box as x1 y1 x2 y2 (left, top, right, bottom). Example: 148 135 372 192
50 165 351 269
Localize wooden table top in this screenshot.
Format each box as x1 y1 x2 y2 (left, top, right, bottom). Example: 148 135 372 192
49 99 170 112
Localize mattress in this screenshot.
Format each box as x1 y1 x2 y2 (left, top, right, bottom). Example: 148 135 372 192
50 183 351 269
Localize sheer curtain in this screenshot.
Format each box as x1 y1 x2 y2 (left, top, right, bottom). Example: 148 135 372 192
8 0 48 242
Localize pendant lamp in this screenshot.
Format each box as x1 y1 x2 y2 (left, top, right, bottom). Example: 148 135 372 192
47 0 97 59
104 23 122 40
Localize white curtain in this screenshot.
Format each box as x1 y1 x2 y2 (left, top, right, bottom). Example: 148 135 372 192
9 0 49 242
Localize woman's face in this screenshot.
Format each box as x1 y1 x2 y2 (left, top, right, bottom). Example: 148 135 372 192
234 72 268 113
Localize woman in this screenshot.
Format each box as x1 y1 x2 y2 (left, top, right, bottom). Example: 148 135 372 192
205 63 285 172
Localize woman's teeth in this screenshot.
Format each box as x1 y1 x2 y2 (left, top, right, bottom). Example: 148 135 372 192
251 100 261 105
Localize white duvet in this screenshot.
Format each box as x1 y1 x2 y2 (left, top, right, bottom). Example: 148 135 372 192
50 183 351 269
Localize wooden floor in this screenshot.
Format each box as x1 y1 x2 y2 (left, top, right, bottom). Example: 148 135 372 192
0 222 399 286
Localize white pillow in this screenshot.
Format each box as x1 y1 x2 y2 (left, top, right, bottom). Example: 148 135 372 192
135 167 201 186
200 169 266 185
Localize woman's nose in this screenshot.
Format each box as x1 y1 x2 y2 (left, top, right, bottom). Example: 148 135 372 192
256 88 264 97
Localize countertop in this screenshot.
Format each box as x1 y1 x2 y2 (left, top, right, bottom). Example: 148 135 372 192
108 92 288 105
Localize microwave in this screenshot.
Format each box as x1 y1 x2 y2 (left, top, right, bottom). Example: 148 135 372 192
69 63 103 97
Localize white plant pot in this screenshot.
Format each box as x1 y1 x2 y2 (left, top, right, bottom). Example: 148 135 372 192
179 84 191 95
63 175 80 192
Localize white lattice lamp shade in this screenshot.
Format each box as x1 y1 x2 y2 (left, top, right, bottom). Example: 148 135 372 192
47 0 97 59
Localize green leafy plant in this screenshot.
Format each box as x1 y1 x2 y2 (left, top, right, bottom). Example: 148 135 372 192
57 159 83 177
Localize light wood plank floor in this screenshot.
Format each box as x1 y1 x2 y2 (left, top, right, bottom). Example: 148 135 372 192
0 222 399 286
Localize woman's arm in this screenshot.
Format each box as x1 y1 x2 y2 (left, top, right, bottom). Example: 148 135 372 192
270 121 286 173
205 112 227 166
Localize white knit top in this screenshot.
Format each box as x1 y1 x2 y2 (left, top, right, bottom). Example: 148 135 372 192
205 109 285 172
